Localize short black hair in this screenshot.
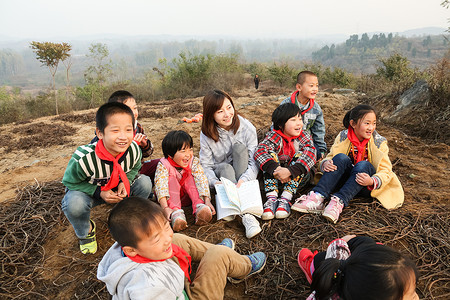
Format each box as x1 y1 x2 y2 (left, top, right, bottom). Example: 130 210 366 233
108 196 166 248
108 90 135 103
297 71 317 84
162 130 193 158
96 102 135 133
272 103 301 131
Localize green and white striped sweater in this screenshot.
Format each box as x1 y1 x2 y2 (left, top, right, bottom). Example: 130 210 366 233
62 141 142 199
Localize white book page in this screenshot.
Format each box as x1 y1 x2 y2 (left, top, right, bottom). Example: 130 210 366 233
237 180 263 216
220 177 241 207
215 183 240 220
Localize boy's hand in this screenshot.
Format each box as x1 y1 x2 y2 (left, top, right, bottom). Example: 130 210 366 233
204 197 216 215
322 160 337 172
355 173 374 186
273 166 291 183
100 190 124 204
117 182 128 198
134 133 147 146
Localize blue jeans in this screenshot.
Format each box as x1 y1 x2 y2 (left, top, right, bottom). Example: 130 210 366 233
62 174 152 238
313 153 375 206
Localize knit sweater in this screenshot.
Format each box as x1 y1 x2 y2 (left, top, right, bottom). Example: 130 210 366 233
320 130 404 209
62 141 142 200
199 116 259 187
254 130 316 178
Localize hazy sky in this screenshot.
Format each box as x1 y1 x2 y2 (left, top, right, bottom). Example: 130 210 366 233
0 0 448 40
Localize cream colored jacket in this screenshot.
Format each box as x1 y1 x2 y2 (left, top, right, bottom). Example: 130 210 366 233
320 130 404 209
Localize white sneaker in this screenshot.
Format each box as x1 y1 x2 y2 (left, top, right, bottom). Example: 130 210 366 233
242 214 262 239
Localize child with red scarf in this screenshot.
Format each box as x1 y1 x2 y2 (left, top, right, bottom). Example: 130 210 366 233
98 197 267 300
254 103 316 220
293 104 404 223
62 102 152 254
155 130 216 232
279 71 326 160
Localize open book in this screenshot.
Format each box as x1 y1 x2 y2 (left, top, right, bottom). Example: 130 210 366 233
215 177 263 220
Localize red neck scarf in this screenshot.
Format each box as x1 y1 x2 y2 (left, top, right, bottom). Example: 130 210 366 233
290 91 314 115
274 129 300 158
347 127 369 163
95 139 130 196
167 157 191 187
123 244 192 282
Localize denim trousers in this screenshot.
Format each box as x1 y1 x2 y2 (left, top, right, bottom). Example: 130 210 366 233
313 153 375 206
214 143 249 183
61 174 152 238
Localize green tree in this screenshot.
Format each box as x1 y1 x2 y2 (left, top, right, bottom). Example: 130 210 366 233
81 43 113 107
267 63 295 87
29 41 72 114
85 43 112 86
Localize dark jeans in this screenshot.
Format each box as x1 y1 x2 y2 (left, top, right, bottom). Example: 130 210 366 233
313 153 375 206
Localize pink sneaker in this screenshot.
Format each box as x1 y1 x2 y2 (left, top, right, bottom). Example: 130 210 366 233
292 191 325 214
322 196 344 224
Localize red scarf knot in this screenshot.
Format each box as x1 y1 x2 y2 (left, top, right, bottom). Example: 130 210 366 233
167 156 192 187
95 139 131 196
274 129 300 158
347 127 370 163
123 243 192 282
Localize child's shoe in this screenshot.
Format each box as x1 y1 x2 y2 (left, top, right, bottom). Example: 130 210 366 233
297 248 317 284
242 214 262 239
195 203 212 225
292 191 325 214
171 209 188 232
79 219 97 254
275 198 291 219
217 238 235 250
229 252 267 283
322 195 344 224
261 196 278 220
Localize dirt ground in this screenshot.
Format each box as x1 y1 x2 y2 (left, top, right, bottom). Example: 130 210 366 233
0 84 449 299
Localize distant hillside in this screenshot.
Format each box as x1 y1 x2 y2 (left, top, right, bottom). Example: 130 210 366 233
312 32 449 73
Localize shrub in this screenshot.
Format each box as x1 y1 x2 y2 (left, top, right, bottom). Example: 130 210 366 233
267 63 296 87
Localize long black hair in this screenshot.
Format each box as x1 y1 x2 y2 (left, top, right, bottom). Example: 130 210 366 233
311 243 418 300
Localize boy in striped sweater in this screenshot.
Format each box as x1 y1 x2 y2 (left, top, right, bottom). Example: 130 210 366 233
62 102 152 254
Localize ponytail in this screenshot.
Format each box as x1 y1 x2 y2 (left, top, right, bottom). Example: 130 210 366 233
311 258 342 299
